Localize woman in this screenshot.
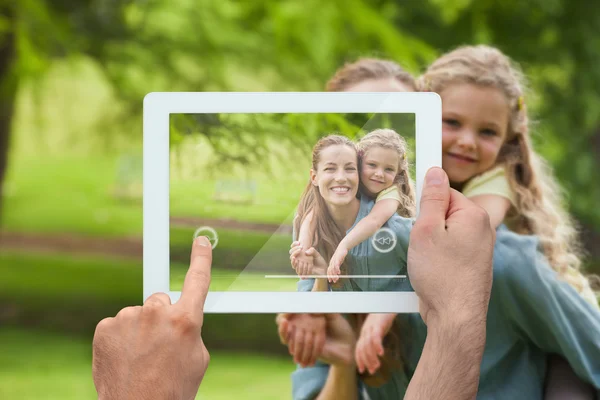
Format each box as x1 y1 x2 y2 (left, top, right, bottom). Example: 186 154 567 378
280 58 600 399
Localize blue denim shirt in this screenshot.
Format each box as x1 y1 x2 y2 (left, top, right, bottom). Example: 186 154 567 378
292 195 600 399
297 194 414 293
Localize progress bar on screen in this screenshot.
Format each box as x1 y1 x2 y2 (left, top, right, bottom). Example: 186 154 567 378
264 275 407 279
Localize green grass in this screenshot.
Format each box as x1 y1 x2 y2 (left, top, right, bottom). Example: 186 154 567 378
0 249 298 306
171 269 298 292
0 328 295 400
0 250 292 352
0 251 142 306
2 155 144 237
2 149 307 238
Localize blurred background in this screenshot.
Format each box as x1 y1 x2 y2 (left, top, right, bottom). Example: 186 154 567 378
0 0 599 398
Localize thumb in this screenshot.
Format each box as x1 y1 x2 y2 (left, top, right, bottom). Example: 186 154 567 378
416 167 450 233
305 247 323 261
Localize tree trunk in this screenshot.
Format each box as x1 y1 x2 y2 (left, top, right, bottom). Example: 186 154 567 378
0 5 17 225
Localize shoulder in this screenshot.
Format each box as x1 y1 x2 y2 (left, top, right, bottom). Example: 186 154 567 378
492 226 542 284
376 186 401 202
492 226 567 310
467 165 508 187
463 165 516 204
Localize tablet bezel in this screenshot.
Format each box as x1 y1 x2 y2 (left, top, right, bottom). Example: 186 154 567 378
143 92 441 313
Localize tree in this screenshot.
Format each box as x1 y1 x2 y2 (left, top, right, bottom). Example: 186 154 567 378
0 0 141 221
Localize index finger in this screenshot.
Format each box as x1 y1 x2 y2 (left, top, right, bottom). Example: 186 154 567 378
179 236 213 318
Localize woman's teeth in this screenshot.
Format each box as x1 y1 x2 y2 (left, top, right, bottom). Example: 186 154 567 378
331 187 349 193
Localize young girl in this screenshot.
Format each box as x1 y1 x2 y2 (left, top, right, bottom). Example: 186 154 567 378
355 44 600 388
293 128 416 284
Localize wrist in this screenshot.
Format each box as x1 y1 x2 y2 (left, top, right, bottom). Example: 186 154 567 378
426 310 487 369
426 305 487 333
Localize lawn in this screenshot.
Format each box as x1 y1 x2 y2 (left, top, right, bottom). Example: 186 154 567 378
0 328 296 400
2 152 306 237
0 250 293 351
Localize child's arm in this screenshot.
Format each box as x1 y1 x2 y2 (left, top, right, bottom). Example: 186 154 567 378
298 210 315 250
468 194 511 229
293 210 317 279
355 313 397 375
327 199 399 282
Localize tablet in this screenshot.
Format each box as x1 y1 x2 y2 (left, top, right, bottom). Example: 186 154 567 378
143 92 441 313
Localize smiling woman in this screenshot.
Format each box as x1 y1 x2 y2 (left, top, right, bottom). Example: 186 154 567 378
309 142 360 209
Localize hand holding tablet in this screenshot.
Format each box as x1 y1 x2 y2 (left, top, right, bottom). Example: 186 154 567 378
143 92 442 313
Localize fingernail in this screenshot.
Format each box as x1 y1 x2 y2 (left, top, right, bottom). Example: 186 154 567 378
426 167 445 186
195 236 210 247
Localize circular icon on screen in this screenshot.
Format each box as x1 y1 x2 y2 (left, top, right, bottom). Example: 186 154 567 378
371 227 397 254
193 226 219 249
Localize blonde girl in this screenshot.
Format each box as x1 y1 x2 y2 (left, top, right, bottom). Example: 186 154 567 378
417 44 598 307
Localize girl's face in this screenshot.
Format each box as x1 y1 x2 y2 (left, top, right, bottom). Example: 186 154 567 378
360 147 399 197
440 83 509 185
345 78 412 92
310 145 359 207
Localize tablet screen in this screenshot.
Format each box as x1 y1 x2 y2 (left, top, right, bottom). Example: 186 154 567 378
168 112 416 293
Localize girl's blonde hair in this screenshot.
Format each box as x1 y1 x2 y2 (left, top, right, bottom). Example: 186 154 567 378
357 128 416 218
327 58 416 92
417 44 589 292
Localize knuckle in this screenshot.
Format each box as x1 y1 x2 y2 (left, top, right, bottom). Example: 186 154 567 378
95 316 113 333
170 311 199 336
411 219 436 240
144 294 167 308
472 206 491 224
116 305 141 320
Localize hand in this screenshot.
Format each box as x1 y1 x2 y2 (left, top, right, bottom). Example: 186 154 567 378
92 236 213 400
289 242 327 277
290 242 315 279
407 167 494 327
277 313 357 367
276 313 326 367
355 313 396 374
327 246 348 283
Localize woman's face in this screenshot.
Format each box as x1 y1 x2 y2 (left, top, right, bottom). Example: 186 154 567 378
440 83 509 185
344 78 412 92
310 145 359 207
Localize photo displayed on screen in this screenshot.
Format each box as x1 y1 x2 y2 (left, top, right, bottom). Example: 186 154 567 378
169 112 417 293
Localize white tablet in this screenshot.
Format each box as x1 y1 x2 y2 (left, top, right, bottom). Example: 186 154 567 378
143 92 441 313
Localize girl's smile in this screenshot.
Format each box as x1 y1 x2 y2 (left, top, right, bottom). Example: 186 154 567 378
440 83 509 185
